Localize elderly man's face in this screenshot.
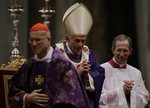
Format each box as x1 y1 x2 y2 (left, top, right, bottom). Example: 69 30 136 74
67 36 87 55
29 30 51 58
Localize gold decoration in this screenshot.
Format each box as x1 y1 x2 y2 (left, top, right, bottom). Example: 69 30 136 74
8 0 24 61
35 75 44 85
0 56 26 70
3 75 13 108
39 0 55 26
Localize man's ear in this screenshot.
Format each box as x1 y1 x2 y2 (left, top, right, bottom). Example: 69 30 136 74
129 48 133 55
47 36 51 40
111 47 115 54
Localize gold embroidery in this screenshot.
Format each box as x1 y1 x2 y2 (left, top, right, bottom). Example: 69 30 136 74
35 75 44 85
65 70 76 90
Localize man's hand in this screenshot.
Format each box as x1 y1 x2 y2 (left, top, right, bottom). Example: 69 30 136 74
123 80 134 94
26 89 49 106
76 60 91 76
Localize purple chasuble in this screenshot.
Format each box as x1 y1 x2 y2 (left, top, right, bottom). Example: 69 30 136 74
8 48 92 108
60 43 105 108
29 62 51 108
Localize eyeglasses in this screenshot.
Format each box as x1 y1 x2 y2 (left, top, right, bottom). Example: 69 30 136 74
29 36 48 44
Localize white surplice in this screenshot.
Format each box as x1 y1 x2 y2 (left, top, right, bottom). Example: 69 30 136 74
99 62 149 108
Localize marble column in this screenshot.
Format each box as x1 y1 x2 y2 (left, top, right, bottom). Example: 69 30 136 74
135 0 150 91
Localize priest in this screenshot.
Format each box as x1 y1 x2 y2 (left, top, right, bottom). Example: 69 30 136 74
8 23 91 108
99 34 149 108
55 3 105 108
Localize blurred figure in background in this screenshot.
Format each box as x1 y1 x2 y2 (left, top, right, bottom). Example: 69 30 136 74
99 34 149 108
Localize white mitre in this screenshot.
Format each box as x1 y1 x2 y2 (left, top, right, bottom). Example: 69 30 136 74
62 2 93 36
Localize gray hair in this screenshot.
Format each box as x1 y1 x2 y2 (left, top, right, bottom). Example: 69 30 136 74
112 34 132 48
46 31 51 37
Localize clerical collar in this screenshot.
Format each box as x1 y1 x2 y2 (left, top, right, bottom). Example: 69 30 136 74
34 46 53 63
66 42 74 54
109 58 126 69
64 42 81 63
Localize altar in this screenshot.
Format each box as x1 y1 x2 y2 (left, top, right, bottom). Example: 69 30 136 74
0 57 26 108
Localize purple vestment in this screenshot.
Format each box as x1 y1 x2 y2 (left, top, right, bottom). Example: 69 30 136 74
8 49 91 108
55 43 105 108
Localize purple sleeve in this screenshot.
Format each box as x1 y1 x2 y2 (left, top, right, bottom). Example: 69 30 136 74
89 50 105 108
8 59 34 107
52 58 91 108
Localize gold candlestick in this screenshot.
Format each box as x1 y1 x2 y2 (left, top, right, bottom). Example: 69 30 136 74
8 0 24 61
39 0 55 26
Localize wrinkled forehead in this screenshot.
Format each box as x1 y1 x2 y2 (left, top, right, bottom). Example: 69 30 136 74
115 40 130 48
30 30 48 37
69 35 87 39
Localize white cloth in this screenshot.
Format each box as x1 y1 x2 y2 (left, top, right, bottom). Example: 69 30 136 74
34 46 53 63
99 62 149 108
56 43 95 91
56 42 89 67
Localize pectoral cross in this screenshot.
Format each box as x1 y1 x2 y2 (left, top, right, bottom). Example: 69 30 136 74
35 75 44 85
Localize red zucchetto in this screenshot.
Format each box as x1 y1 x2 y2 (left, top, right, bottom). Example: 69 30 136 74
30 23 49 32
